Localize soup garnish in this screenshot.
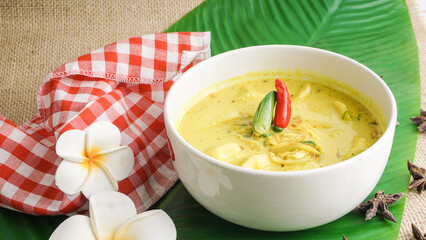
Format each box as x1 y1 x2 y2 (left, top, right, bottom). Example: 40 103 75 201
252 79 291 136
252 91 276 136
273 79 291 130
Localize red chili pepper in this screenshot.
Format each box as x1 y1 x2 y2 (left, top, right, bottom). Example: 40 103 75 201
274 78 291 129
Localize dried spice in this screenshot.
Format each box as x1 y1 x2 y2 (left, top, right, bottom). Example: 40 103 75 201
412 223 426 240
407 160 426 194
410 109 426 132
354 190 405 222
342 234 348 240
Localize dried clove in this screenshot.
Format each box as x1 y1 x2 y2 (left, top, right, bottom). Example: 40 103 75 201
354 190 405 222
412 223 426 240
408 160 426 194
410 109 426 132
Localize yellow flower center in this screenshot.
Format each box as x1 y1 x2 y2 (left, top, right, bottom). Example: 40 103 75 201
81 146 103 169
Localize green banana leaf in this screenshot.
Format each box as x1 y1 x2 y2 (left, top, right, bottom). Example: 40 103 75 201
0 0 420 239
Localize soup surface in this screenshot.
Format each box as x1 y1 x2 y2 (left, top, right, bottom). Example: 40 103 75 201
178 71 383 171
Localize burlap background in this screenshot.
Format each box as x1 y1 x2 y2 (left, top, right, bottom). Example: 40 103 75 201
401 1 426 239
0 0 423 239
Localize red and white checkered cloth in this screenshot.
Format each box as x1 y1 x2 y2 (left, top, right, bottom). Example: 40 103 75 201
0 32 211 215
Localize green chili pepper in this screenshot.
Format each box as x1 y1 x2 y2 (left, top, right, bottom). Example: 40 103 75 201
252 91 276 136
273 126 283 132
302 140 316 146
342 110 353 120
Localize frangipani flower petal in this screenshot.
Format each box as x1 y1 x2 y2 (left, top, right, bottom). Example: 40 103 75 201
55 161 90 195
87 122 121 153
55 121 135 197
89 191 137 240
49 215 96 240
96 146 134 180
115 209 177 240
82 167 117 198
56 130 87 163
49 191 177 240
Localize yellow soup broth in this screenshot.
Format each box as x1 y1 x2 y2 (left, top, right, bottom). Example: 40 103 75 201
178 71 383 171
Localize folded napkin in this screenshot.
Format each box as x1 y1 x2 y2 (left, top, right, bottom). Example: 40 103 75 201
0 32 211 215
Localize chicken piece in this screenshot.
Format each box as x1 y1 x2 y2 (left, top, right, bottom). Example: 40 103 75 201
334 101 352 120
304 161 321 170
344 138 368 159
242 154 271 170
207 143 242 162
294 84 311 102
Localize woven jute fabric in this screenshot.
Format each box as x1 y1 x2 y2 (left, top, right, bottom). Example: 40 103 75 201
0 0 205 124
0 0 424 239
400 1 426 240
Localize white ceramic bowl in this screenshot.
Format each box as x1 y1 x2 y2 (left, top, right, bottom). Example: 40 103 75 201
164 45 397 231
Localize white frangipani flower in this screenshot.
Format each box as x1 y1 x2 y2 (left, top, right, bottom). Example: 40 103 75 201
55 121 134 198
49 191 177 240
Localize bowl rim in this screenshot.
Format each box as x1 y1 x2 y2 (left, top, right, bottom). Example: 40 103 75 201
164 44 397 177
